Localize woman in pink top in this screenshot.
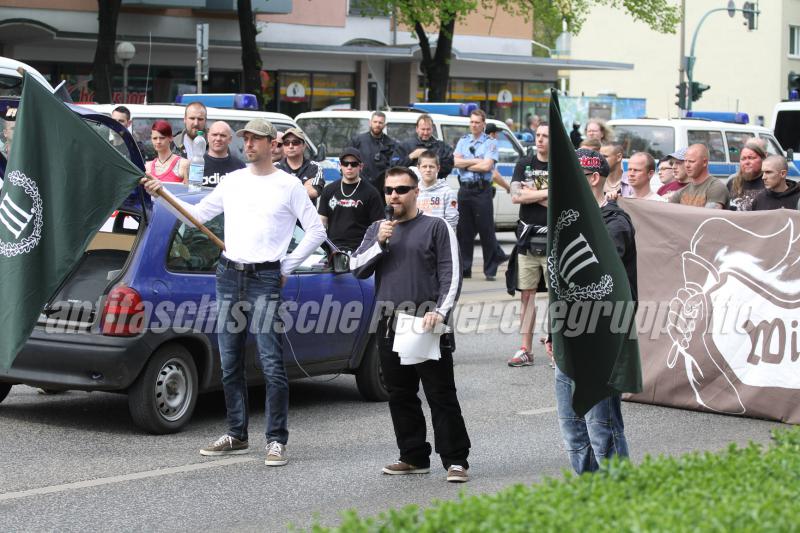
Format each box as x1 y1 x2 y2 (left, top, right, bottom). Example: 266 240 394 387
147 120 188 183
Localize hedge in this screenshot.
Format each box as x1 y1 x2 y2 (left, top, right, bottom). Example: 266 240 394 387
307 427 800 532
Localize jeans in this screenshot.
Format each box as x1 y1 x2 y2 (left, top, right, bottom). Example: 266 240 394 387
216 264 288 445
377 319 471 470
554 367 629 474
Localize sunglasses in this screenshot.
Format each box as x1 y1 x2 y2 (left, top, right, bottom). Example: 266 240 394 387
340 160 360 167
283 139 303 147
384 185 416 195
275 142 283 147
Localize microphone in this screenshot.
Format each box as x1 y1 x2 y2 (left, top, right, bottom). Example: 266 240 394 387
384 204 394 247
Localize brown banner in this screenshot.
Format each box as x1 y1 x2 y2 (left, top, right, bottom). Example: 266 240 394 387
620 199 800 424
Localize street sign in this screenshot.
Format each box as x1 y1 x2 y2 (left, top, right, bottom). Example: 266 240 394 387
497 89 513 108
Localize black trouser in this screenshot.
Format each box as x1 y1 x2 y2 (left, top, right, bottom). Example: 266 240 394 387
457 186 502 276
377 319 471 470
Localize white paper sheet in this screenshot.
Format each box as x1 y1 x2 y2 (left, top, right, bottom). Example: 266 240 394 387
392 312 445 365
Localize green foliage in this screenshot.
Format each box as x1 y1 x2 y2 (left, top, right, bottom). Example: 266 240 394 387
308 426 800 532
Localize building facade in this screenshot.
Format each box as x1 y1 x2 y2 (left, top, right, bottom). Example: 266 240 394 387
0 0 630 123
569 0 800 127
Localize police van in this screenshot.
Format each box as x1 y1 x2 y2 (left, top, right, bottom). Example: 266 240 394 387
608 113 796 191
772 101 800 160
296 106 526 229
81 94 322 165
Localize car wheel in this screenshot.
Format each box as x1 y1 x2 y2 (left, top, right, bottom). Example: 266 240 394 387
0 383 11 404
356 336 389 402
128 344 198 434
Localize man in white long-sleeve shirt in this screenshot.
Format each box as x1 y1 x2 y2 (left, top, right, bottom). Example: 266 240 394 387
141 118 326 467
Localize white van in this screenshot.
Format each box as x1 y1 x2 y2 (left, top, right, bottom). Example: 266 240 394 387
296 110 525 229
607 117 794 191
0 56 52 96
80 103 321 164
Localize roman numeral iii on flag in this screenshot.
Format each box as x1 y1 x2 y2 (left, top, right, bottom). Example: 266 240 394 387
0 73 143 370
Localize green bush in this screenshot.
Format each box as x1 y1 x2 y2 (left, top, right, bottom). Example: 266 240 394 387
309 427 800 532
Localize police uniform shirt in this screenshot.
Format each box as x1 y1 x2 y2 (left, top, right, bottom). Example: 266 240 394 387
454 133 498 184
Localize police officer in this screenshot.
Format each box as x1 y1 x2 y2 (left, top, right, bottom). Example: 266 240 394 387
454 109 506 281
391 114 454 180
349 111 396 194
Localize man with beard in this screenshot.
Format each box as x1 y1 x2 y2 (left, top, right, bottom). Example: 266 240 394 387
727 140 766 211
351 166 470 483
349 111 396 194
391 114 454 180
171 101 207 159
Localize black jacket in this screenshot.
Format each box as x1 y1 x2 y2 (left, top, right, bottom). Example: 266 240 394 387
170 130 191 158
391 136 454 180
601 201 638 302
752 181 800 211
275 157 325 197
350 131 396 189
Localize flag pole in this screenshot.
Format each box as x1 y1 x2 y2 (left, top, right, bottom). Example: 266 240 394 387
144 174 225 251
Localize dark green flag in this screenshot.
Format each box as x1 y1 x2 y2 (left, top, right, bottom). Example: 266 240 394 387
546 90 642 415
0 73 142 369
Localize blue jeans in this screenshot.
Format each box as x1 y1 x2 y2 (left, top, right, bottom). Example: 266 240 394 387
554 367 629 474
216 264 288 445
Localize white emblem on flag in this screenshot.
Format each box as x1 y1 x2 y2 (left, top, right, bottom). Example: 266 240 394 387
558 233 598 285
548 209 613 302
0 194 33 238
0 170 43 257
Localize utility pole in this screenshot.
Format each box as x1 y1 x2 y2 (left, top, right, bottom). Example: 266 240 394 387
677 0 686 116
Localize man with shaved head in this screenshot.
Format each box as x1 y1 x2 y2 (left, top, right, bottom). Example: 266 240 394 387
670 143 729 208
752 155 800 210
203 120 245 187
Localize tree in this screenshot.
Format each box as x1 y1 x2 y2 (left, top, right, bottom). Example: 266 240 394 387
91 0 123 104
358 0 680 102
237 0 265 109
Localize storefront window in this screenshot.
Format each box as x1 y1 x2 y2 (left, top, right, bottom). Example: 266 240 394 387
311 73 355 111
522 82 552 127
448 79 486 104
279 72 311 116
487 80 522 130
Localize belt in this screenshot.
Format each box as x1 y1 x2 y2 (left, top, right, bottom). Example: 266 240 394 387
219 256 280 272
460 180 491 190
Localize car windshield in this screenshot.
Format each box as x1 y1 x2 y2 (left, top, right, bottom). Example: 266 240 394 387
611 125 675 160
297 117 369 159
132 117 299 162
0 74 23 97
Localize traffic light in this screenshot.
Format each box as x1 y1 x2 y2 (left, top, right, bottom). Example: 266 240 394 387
675 81 687 109
742 2 758 31
788 71 800 100
690 81 710 102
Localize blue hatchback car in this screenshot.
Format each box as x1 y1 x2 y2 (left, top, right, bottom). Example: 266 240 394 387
0 103 386 434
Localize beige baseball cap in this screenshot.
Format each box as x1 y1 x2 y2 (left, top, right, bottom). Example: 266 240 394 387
236 118 277 139
281 127 307 143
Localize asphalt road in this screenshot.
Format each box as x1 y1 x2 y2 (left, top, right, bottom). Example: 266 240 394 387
0 324 784 532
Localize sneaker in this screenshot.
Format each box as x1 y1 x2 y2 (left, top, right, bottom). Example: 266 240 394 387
508 348 534 367
265 441 288 466
199 434 249 456
382 461 430 475
447 465 469 483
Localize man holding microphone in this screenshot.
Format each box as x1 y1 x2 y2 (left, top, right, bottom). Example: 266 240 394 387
141 118 326 467
351 166 471 483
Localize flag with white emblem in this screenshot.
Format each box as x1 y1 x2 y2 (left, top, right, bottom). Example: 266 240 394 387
0 73 142 369
546 90 642 415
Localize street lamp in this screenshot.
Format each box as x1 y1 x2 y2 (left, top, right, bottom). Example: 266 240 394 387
115 41 136 104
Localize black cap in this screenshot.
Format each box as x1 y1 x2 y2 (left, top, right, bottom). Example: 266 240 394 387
575 148 610 177
485 123 499 134
339 147 363 163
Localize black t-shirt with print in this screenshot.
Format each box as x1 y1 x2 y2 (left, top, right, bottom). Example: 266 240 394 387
202 153 246 187
318 179 384 251
511 154 548 226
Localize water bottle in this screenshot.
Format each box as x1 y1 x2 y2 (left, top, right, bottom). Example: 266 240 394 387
188 131 206 186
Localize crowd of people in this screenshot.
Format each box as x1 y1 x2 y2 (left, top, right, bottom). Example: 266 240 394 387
132 102 800 484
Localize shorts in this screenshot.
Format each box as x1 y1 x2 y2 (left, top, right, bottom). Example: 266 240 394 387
517 251 548 291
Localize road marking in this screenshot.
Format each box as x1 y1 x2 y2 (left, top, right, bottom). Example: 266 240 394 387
516 407 558 416
0 456 258 502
